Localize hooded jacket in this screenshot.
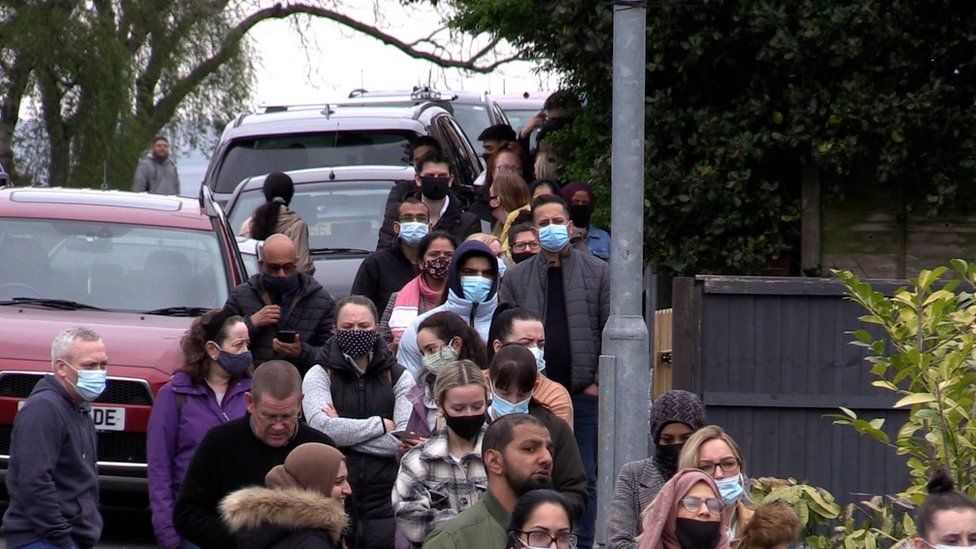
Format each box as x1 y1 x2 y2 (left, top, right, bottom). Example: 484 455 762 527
223 273 336 375
1 376 102 549
147 372 251 549
396 241 499 380
221 486 347 549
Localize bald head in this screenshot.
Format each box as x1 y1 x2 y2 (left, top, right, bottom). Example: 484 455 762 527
262 234 297 264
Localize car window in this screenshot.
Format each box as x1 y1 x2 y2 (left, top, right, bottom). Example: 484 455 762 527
503 109 538 134
214 131 415 193
228 181 394 253
433 114 481 188
0 218 229 311
451 103 493 154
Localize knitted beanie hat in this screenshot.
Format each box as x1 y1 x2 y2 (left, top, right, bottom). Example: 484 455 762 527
649 390 707 444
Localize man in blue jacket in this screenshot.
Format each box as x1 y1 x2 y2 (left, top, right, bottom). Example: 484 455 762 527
2 327 108 549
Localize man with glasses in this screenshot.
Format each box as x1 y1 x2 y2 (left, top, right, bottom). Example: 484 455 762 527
2 328 108 549
423 414 554 549
174 360 334 549
351 198 427 312
223 234 336 376
508 222 542 264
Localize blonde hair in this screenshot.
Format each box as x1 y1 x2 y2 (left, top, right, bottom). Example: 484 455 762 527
677 424 747 476
432 359 490 407
533 141 562 181
490 173 530 212
465 233 501 249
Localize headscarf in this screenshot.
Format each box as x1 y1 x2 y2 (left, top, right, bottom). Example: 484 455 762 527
638 469 731 549
649 390 707 478
560 181 595 228
265 443 344 496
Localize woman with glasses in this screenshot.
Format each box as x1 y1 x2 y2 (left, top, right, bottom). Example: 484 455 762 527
677 425 755 543
914 469 976 549
506 489 579 549
239 171 314 276
637 469 730 549
507 223 541 264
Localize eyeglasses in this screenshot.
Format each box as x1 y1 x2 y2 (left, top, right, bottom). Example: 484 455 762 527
697 457 740 476
263 262 298 275
515 530 578 549
495 165 521 175
680 495 724 515
257 411 300 425
512 241 541 252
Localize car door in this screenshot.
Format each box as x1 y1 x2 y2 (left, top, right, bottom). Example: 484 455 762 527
432 113 481 191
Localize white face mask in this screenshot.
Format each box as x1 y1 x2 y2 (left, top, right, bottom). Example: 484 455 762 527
924 541 976 549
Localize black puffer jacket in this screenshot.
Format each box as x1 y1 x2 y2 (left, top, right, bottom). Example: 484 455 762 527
223 273 336 375
321 338 406 549
221 486 347 549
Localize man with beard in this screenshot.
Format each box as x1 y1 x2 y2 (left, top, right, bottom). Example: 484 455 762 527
422 414 553 549
223 234 336 375
132 136 180 195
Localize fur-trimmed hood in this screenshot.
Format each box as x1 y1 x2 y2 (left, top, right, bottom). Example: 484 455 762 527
220 486 348 544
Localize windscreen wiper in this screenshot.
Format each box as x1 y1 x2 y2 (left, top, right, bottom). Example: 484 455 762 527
310 247 372 255
0 297 105 311
143 306 211 316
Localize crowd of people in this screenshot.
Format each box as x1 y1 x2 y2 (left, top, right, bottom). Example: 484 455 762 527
5 98 976 549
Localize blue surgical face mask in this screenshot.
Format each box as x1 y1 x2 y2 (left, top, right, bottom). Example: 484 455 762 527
496 258 507 278
398 221 429 247
65 362 107 401
715 474 745 506
537 223 570 252
491 392 530 417
528 346 546 373
459 275 493 303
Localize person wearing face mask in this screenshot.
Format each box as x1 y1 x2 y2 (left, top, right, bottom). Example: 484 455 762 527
487 344 588 522
560 181 610 262
1 328 108 549
147 310 253 549
487 307 573 429
401 312 488 451
607 390 707 549
220 443 351 549
466 233 511 280
637 468 731 549
352 198 427 313
508 223 542 265
302 296 417 549
914 469 976 549
223 234 337 376
677 426 755 544
397 240 501 381
500 194 610 549
393 360 492 547
380 232 459 353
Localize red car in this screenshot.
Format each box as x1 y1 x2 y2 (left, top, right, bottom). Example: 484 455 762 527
0 187 246 502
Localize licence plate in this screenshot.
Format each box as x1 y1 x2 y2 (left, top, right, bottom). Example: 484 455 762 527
91 407 125 431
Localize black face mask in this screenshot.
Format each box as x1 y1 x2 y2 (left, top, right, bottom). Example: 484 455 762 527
656 443 684 480
512 251 536 264
262 273 300 298
568 204 593 228
444 413 485 440
420 176 450 201
674 518 721 549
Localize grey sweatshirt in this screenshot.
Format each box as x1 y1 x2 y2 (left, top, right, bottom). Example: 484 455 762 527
132 155 180 195
2 376 102 549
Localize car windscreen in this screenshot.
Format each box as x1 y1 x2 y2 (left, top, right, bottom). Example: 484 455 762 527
214 131 415 193
0 219 229 311
502 109 538 135
228 181 395 253
451 104 492 155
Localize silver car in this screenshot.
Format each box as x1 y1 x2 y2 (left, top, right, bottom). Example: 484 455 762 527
225 165 415 299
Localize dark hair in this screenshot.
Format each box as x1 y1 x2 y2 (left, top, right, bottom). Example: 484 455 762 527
153 135 169 144
418 230 459 259
483 413 545 461
336 295 379 324
415 149 452 174
544 89 580 112
489 343 537 395
529 178 561 197
411 135 441 158
250 360 302 403
507 223 536 251
917 469 976 540
506 489 574 549
399 197 429 218
487 307 542 361
180 309 246 384
530 194 569 220
251 172 295 240
417 311 488 368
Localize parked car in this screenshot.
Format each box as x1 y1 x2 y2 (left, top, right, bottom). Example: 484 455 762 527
494 91 551 155
225 165 416 298
0 186 246 503
204 97 481 205
347 88 510 156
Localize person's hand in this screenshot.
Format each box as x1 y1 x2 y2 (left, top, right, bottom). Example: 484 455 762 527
320 404 338 418
519 111 546 139
251 305 281 328
583 383 599 396
398 436 427 454
272 333 302 357
383 418 396 432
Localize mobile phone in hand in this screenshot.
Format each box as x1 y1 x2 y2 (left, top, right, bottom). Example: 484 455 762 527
391 430 420 441
276 330 297 344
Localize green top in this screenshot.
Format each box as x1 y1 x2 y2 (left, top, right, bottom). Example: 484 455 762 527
421 489 510 549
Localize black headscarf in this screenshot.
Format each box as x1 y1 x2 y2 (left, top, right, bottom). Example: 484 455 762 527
649 390 706 479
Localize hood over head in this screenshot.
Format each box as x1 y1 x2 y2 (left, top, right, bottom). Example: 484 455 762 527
447 240 499 302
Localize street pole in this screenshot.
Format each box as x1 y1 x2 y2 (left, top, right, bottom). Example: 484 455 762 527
597 1 649 546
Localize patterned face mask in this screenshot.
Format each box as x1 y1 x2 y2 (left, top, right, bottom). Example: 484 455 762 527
335 329 377 358
421 256 451 280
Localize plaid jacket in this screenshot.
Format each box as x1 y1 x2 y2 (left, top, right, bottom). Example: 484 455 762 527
392 426 488 546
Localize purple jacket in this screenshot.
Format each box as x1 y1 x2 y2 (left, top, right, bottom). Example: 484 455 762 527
147 372 250 549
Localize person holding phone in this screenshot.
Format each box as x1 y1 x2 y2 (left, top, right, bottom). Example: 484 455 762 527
392 360 491 547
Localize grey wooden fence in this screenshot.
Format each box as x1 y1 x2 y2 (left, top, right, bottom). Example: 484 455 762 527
671 275 910 505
